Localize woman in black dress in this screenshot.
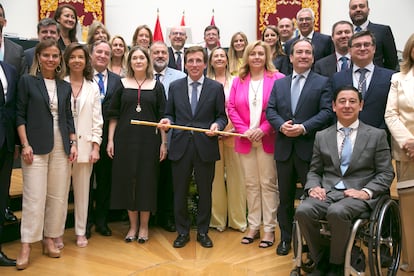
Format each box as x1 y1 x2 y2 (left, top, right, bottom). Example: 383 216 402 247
107 46 167 243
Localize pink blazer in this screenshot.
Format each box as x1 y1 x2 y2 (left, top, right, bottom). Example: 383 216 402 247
227 70 284 154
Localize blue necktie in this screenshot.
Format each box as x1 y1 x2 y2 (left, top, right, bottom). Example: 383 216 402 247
339 56 348 71
355 26 362 32
291 75 303 113
191 82 200 115
336 127 352 190
97 73 105 101
155 73 161 81
176 51 182 71
358 68 368 98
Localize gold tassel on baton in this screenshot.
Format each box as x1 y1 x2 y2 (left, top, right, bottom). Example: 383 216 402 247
130 120 247 138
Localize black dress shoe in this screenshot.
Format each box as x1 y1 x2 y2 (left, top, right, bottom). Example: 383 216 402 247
173 234 190 248
276 241 291 256
95 225 112 236
4 207 17 222
0 251 16 266
197 233 213 248
85 223 93 239
160 218 176 232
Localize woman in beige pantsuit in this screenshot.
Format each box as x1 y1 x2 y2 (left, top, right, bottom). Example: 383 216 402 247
207 47 247 233
16 39 77 270
63 43 103 248
384 33 414 272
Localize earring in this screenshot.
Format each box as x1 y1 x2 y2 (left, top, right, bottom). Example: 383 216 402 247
56 64 62 73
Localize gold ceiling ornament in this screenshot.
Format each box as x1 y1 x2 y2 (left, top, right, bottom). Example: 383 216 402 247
39 0 58 19
84 0 103 21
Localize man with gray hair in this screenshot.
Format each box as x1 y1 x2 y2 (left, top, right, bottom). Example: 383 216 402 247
168 26 187 72
284 8 334 62
24 18 60 69
150 41 186 232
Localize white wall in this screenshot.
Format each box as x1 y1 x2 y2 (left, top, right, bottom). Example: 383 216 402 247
2 0 413 50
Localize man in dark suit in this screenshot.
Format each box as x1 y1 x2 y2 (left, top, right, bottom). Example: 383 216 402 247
159 46 227 248
295 85 394 275
314 21 353 78
284 8 334 63
24 18 59 69
0 59 18 267
0 4 27 77
167 26 187 73
150 41 186 232
348 0 398 70
266 39 333 256
86 40 122 238
331 31 394 130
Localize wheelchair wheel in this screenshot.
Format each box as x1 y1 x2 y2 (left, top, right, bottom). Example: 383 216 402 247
292 222 315 273
368 199 401 276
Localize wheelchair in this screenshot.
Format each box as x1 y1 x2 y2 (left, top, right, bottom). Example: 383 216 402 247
291 195 401 276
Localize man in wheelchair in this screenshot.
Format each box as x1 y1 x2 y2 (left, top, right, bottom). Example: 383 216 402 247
295 86 395 276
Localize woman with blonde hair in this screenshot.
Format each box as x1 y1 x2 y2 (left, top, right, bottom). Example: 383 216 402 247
228 40 284 248
384 33 414 272
87 21 110 46
207 47 247 233
228 32 248 76
109 35 128 77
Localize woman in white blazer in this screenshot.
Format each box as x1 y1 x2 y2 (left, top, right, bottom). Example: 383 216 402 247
62 43 103 248
384 33 414 272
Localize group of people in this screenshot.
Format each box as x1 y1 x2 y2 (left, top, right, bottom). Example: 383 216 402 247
0 0 413 275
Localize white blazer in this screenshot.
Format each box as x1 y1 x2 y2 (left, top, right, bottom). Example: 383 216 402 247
65 77 103 163
385 69 414 161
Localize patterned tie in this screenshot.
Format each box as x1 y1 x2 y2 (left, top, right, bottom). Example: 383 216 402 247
97 72 105 101
175 51 182 71
355 26 362 32
291 74 303 113
190 82 200 115
155 73 161 81
357 68 368 98
336 127 352 190
339 56 348 71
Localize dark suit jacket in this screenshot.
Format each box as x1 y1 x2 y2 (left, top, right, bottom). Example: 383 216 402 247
167 47 186 73
367 22 398 70
165 77 227 162
331 66 394 129
100 70 122 146
4 38 27 77
314 53 338 78
24 47 35 71
284 32 334 62
273 55 290 76
305 122 394 208
0 62 18 152
16 74 75 155
266 71 333 162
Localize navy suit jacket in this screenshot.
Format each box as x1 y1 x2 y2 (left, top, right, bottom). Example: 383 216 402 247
16 74 75 155
331 66 394 129
165 77 227 162
284 32 334 62
314 53 338 78
4 38 27 77
100 70 122 146
24 47 35 70
0 62 18 152
266 71 333 162
367 22 398 70
167 47 186 73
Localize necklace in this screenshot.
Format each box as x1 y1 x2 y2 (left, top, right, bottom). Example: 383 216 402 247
71 79 84 117
134 76 146 112
250 78 263 106
46 79 57 110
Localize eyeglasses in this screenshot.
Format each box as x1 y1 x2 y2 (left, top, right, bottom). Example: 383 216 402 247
171 32 186 36
351 42 373 49
298 17 313 23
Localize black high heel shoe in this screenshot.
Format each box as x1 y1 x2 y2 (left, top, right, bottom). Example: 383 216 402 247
138 236 148 244
124 236 137 243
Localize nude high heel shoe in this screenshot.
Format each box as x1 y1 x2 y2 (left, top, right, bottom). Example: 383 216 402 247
42 238 61 258
16 243 31 270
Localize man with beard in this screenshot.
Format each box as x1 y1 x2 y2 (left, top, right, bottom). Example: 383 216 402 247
348 0 398 70
314 21 354 78
150 41 185 232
